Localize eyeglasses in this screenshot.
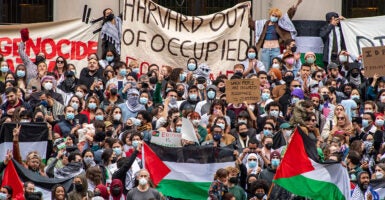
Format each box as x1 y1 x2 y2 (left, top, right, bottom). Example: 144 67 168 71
57 61 64 64
337 117 345 120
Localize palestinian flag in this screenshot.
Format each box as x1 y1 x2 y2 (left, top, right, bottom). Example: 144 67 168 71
2 159 73 200
147 143 235 200
0 123 49 162
273 127 350 200
293 20 327 67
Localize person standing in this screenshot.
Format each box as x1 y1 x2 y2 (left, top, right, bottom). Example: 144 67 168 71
126 169 161 200
320 12 346 67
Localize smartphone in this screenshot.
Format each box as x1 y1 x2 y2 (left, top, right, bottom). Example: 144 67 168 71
47 111 52 116
75 119 79 125
118 80 123 91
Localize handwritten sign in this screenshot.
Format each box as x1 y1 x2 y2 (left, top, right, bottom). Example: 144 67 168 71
150 130 182 147
225 78 260 104
363 46 385 77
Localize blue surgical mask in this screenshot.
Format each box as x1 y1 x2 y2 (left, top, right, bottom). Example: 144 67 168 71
261 93 270 101
1 66 8 73
217 123 225 130
66 113 75 120
270 16 278 22
106 56 114 62
175 126 182 133
113 147 122 156
351 95 360 100
291 97 299 104
248 161 257 168
375 119 384 127
119 69 127 76
95 115 104 121
269 110 279 118
271 158 280 167
88 103 97 110
132 68 140 74
71 102 79 110
207 90 216 99
263 129 272 136
189 93 197 101
17 70 26 77
132 140 139 148
179 73 186 82
139 97 148 105
187 63 196 71
362 119 370 128
248 52 256 59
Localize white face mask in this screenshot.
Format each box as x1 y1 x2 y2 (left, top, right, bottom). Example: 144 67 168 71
139 177 148 186
113 114 122 121
44 82 53 90
75 91 84 98
376 171 384 179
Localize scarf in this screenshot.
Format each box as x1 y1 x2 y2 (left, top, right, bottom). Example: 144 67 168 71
55 162 84 179
126 96 143 113
350 75 361 87
100 17 122 55
351 186 368 200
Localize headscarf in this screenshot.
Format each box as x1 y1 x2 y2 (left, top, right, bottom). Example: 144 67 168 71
95 184 109 200
126 88 143 112
291 88 305 99
110 179 123 200
246 153 259 173
340 99 357 121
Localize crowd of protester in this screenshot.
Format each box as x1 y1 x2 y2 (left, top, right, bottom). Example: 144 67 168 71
0 3 383 200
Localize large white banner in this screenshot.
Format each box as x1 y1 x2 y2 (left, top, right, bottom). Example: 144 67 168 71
0 19 99 75
121 0 251 76
341 15 385 57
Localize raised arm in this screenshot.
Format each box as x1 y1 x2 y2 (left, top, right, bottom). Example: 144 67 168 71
18 42 37 81
287 0 302 19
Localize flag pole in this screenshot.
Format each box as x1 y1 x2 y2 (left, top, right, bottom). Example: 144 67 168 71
142 143 145 169
267 182 274 199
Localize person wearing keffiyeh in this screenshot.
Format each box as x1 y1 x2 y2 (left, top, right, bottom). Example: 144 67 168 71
118 88 145 123
100 8 122 57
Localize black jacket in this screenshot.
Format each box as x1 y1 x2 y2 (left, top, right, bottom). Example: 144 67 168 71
320 23 346 63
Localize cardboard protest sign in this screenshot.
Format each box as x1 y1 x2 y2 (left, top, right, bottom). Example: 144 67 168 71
121 0 250 76
225 78 260 104
150 130 182 147
362 46 385 77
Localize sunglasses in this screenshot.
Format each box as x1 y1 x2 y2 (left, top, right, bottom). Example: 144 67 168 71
316 75 322 78
310 119 316 122
337 117 345 120
201 68 210 72
57 61 64 64
291 85 300 87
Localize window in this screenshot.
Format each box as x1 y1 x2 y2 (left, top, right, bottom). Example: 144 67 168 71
0 0 53 23
342 0 385 18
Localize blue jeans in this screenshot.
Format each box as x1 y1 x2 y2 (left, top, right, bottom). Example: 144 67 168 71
261 47 280 72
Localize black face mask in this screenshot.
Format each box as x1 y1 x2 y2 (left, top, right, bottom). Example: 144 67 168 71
35 55 45 64
35 116 45 122
351 72 359 78
149 76 158 84
94 191 101 196
105 13 114 21
239 132 248 138
74 183 83 192
111 157 117 163
290 46 297 52
322 94 329 101
177 90 184 97
64 78 74 88
255 193 265 199
229 177 238 184
265 143 273 150
111 187 121 196
219 87 226 93
110 88 118 96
